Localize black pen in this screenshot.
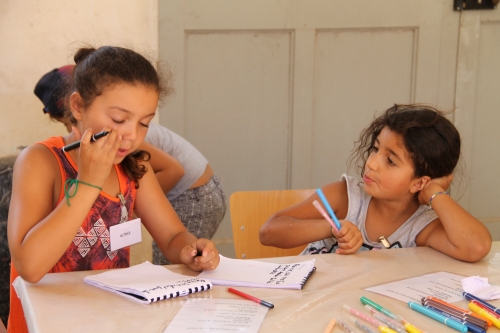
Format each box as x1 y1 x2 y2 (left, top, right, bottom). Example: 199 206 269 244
62 131 110 153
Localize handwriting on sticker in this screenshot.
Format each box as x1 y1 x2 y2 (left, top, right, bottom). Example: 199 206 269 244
120 231 131 237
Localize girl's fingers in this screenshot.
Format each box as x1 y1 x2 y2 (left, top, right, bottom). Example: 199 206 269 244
79 128 94 151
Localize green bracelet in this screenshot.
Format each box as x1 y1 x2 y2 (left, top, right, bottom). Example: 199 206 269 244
428 191 449 210
64 179 103 206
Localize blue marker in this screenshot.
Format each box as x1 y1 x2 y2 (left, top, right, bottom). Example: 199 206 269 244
463 292 500 315
316 188 342 231
424 305 486 333
408 301 468 332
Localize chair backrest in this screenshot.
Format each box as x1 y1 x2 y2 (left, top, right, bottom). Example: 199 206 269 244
230 189 315 259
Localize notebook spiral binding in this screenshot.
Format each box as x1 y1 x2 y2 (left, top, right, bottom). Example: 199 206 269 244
299 266 317 289
149 281 212 303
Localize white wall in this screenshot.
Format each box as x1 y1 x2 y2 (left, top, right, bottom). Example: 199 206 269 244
0 0 159 157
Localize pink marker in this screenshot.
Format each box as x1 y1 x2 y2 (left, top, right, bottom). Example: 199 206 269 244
313 200 339 232
343 304 381 327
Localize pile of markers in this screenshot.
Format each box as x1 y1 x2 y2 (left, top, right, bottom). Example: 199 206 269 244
328 293 500 333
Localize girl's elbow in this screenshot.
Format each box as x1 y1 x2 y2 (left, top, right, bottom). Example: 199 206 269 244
259 221 275 246
16 265 46 284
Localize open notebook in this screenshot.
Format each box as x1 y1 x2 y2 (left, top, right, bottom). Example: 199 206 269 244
84 261 212 304
197 255 316 289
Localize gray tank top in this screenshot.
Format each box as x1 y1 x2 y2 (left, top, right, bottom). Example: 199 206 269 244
301 174 438 254
145 123 208 201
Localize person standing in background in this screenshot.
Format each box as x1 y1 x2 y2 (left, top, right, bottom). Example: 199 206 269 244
34 65 226 265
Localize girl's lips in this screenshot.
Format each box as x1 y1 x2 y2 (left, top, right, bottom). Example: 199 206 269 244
117 148 129 157
363 175 374 184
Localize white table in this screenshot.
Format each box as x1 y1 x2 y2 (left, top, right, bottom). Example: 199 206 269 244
14 243 500 332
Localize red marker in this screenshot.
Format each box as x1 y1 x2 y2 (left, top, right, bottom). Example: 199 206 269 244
227 287 274 309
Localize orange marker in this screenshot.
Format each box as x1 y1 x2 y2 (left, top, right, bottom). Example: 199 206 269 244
323 319 336 333
424 296 492 326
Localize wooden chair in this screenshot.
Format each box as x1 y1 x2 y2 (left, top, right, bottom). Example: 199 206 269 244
230 189 315 259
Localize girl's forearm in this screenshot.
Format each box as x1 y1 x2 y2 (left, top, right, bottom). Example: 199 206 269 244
259 216 333 248
430 194 491 259
163 230 198 264
11 185 100 283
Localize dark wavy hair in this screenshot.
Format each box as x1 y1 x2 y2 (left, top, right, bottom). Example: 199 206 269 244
65 46 173 187
349 104 461 179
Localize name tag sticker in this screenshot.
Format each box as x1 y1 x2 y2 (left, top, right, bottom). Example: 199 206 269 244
109 218 142 251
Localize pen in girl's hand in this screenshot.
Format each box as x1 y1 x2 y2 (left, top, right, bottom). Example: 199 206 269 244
62 131 110 153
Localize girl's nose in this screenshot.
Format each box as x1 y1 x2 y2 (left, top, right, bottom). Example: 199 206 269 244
122 123 138 142
366 152 378 171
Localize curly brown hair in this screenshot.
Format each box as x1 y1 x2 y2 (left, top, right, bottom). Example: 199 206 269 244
349 104 461 179
65 46 173 187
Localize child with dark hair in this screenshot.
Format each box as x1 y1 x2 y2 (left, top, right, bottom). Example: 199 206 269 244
260 104 491 262
8 46 220 333
34 64 226 266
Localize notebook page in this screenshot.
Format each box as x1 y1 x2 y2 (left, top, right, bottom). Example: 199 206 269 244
197 255 315 289
84 261 211 303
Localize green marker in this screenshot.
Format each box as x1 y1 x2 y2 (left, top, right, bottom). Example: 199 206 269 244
360 296 402 322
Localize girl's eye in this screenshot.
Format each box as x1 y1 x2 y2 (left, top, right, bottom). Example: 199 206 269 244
388 158 396 166
112 119 125 124
140 122 149 128
370 146 379 152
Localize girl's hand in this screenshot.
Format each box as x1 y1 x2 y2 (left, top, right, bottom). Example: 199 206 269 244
418 174 453 206
72 127 121 186
332 220 363 254
180 239 220 271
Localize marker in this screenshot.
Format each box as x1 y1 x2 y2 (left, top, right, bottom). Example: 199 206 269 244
408 301 468 332
401 318 428 333
470 300 500 319
227 287 274 309
336 318 356 333
424 305 486 333
350 317 376 333
463 292 500 315
423 296 491 326
62 131 110 152
323 319 336 333
344 304 381 327
313 200 339 232
315 188 342 230
421 299 488 329
468 302 500 329
360 296 402 322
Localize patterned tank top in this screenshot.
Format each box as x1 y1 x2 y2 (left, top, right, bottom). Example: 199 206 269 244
8 136 137 333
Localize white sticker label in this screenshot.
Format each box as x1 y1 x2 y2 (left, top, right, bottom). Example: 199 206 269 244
109 218 142 251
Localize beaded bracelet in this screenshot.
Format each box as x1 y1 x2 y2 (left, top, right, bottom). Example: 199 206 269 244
64 179 103 206
428 191 449 210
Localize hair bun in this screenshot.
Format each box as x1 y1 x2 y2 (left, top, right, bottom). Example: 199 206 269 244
74 47 96 64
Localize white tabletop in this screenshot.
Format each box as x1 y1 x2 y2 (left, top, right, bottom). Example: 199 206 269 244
15 243 500 333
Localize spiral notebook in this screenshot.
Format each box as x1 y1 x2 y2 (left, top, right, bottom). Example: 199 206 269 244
84 261 212 304
197 255 316 289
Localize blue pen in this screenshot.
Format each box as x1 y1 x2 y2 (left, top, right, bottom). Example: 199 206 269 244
463 292 500 315
408 301 468 332
424 305 486 333
316 188 342 231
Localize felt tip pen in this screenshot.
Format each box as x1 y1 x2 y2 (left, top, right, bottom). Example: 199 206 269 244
360 296 402 322
343 304 381 327
463 292 500 315
62 131 110 152
468 302 500 329
323 319 336 333
408 301 468 332
313 200 339 232
401 318 428 333
424 305 486 333
470 300 500 319
423 296 491 326
365 304 406 331
421 299 488 329
349 317 376 333
336 318 356 333
227 288 274 309
315 188 342 231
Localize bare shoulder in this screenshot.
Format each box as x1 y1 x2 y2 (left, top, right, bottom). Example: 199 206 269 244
14 144 59 179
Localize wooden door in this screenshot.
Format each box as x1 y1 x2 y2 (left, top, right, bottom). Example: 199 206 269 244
158 0 462 256
454 8 500 238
